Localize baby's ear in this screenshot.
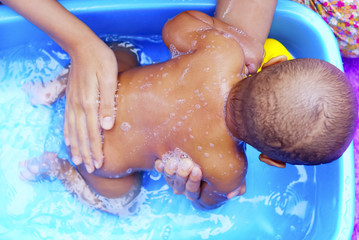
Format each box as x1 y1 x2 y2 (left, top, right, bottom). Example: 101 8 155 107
261 55 287 69
259 153 286 168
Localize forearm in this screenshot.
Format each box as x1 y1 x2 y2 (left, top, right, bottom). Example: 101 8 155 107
4 0 120 173
215 0 278 45
192 181 227 210
2 0 99 54
47 156 127 214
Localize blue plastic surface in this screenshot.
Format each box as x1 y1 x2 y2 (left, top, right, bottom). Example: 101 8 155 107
0 0 354 239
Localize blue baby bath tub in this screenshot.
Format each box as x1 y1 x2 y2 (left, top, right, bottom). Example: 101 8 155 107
0 0 354 239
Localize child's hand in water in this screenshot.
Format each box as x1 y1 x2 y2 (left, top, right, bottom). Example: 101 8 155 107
154 157 246 201
64 39 118 173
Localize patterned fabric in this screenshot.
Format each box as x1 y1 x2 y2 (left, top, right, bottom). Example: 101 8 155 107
292 0 359 57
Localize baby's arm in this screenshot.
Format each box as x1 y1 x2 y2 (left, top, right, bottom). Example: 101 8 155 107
187 172 246 209
23 66 69 106
20 152 113 212
20 152 141 215
3 0 118 172
22 44 138 107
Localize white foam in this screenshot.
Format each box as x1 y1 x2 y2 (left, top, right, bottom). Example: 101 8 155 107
169 44 182 58
161 148 192 163
178 67 190 82
176 99 186 104
120 122 131 132
181 115 188 120
140 82 152 90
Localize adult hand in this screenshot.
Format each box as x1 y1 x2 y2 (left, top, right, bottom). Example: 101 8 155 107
225 28 265 74
154 157 245 201
1 0 119 173
215 0 278 74
155 158 202 201
64 39 118 173
238 36 265 75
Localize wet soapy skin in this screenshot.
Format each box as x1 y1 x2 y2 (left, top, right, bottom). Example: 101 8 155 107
0 35 317 239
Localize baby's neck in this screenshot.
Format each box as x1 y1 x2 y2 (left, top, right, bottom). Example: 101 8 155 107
224 92 246 143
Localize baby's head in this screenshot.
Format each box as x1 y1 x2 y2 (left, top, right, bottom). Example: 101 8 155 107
226 58 357 166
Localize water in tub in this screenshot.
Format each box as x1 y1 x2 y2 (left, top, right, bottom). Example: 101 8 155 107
0 35 318 239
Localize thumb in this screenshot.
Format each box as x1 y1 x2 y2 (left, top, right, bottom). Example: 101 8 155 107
246 63 257 74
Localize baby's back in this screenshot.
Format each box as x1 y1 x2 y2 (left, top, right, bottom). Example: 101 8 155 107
100 11 247 194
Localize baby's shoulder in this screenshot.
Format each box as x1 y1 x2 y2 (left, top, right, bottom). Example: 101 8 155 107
195 30 244 70
199 142 247 193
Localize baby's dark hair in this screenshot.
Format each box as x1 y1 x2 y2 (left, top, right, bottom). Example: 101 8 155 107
227 58 357 165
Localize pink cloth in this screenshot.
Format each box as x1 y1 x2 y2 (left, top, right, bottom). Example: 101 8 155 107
342 57 359 240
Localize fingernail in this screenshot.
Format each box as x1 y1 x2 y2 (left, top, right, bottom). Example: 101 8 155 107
168 158 177 169
72 156 81 165
227 192 234 199
248 64 256 73
94 160 102 169
85 164 94 173
244 66 249 75
181 160 191 171
102 116 114 130
227 190 239 199
192 167 199 176
65 137 70 146
156 161 164 171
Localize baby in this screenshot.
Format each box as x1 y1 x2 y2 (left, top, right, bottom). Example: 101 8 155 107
21 11 357 213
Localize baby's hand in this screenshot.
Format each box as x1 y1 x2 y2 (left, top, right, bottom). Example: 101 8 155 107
155 158 202 201
64 39 118 173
